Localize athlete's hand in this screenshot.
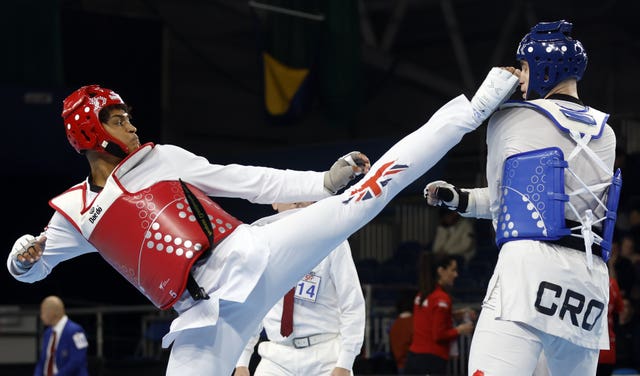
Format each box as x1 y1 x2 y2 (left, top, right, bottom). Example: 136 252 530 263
454 307 477 322
233 366 251 376
424 180 453 207
464 308 478 322
10 234 46 270
423 180 469 213
456 321 475 336
324 151 371 194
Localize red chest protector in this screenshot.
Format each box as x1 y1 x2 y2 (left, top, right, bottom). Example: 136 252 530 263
50 146 242 309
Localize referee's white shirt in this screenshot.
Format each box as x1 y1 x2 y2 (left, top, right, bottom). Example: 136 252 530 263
236 208 366 370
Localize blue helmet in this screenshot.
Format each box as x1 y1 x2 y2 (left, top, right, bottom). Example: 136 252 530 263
516 20 587 98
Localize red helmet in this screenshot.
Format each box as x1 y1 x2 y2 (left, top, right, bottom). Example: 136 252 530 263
61 85 129 154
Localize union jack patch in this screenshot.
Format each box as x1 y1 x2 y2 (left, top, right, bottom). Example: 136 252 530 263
342 160 408 203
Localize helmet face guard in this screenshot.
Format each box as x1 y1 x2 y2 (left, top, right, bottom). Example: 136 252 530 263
516 20 587 99
61 85 130 155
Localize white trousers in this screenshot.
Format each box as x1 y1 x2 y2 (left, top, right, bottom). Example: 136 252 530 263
165 95 477 376
468 306 599 376
254 337 342 375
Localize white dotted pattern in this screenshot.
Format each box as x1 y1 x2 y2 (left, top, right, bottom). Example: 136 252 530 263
498 155 553 240
130 184 237 261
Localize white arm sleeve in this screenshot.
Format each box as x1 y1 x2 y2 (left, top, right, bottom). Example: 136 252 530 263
152 145 331 204
460 187 492 219
7 212 96 283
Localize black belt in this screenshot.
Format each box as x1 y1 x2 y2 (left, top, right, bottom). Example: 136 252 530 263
545 220 603 258
547 236 603 258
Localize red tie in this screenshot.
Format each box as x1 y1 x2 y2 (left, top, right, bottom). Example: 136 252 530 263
280 288 295 337
46 331 57 376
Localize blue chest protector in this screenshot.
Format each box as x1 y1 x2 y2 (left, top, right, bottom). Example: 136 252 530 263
495 100 621 262
496 147 570 245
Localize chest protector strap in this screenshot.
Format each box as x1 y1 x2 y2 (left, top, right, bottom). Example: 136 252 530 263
181 179 213 302
498 100 621 265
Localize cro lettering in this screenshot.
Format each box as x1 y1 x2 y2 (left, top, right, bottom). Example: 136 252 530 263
534 281 605 331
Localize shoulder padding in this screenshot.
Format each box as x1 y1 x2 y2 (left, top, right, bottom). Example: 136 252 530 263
500 99 609 139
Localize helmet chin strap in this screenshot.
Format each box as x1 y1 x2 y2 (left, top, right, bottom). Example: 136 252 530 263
526 90 541 101
104 142 129 159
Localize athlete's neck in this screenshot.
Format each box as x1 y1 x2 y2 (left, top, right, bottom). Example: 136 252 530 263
544 79 579 100
86 151 122 188
546 93 584 106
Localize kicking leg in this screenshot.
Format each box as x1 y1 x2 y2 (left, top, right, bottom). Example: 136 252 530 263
253 67 519 321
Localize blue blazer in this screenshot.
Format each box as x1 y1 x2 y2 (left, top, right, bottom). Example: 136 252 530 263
34 319 89 376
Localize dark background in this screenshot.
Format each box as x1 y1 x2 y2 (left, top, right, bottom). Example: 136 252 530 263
2 0 639 308
1 1 639 373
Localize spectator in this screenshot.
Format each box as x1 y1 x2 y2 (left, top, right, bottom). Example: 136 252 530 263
404 253 475 376
431 208 476 270
615 298 640 371
619 232 640 300
620 231 640 264
612 232 636 299
597 258 625 375
614 148 640 212
389 288 416 374
35 296 89 376
625 197 640 249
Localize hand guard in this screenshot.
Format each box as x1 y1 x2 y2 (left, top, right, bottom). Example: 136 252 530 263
324 151 367 194
471 67 519 124
423 180 469 213
11 234 39 270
